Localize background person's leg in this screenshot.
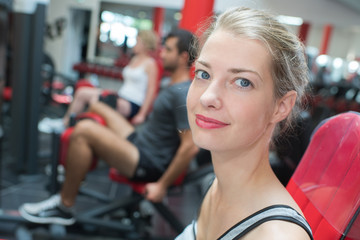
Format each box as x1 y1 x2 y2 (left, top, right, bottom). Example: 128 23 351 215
60 119 139 207
63 87 102 126
116 98 132 118
20 116 139 225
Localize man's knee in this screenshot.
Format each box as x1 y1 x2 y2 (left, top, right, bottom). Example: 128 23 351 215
70 119 98 140
73 87 86 99
74 86 94 100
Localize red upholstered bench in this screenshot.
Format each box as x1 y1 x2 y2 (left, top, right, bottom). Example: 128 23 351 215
287 111 360 240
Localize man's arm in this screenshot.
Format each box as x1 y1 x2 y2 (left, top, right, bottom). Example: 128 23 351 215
145 130 199 202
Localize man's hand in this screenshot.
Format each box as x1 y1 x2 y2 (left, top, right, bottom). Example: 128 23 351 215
144 181 167 203
131 114 146 125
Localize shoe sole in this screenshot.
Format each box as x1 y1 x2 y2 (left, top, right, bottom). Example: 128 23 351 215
19 206 75 225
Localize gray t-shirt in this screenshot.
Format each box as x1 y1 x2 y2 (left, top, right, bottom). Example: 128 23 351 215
133 81 191 171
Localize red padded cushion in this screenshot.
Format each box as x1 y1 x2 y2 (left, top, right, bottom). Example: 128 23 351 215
74 79 95 92
287 112 360 240
109 168 186 195
52 93 73 104
109 168 147 194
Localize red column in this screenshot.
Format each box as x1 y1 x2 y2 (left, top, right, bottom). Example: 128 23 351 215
319 24 333 55
298 22 310 45
153 7 164 37
179 0 215 34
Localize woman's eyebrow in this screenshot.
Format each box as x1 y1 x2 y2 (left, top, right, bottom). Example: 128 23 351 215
196 59 264 82
196 60 210 68
228 68 263 82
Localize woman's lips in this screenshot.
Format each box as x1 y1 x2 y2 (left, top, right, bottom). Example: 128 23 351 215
195 114 230 129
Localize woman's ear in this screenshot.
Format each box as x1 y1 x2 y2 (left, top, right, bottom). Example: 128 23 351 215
271 91 297 124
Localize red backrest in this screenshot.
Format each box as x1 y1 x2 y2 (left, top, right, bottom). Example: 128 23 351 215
286 111 360 240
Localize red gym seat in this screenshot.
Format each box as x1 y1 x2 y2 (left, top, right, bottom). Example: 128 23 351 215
286 111 360 240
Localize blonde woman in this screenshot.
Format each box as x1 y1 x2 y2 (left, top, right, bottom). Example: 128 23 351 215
40 30 159 132
177 7 313 240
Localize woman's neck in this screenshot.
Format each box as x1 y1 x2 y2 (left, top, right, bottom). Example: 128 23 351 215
128 52 150 67
211 147 274 203
134 51 149 60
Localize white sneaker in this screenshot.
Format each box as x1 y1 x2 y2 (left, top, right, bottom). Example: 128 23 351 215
38 117 65 134
19 194 75 225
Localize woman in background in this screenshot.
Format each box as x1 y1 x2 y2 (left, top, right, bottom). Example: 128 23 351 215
40 29 159 132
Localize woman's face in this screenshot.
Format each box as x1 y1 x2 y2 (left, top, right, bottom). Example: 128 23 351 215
133 36 145 54
187 30 280 153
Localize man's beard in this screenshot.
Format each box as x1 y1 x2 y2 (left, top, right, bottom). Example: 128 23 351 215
163 60 178 72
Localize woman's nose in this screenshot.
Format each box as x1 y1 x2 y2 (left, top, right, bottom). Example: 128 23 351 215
199 82 222 109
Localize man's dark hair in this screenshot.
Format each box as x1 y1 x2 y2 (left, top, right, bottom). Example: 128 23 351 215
165 28 197 67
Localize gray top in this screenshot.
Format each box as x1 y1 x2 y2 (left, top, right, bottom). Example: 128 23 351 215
134 81 191 171
175 205 313 240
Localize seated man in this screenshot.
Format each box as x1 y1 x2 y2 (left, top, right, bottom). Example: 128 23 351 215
19 29 199 225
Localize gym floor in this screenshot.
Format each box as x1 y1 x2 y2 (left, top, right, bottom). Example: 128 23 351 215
0 102 210 240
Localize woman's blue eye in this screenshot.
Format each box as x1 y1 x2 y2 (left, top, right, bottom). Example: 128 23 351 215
196 70 210 80
235 78 252 88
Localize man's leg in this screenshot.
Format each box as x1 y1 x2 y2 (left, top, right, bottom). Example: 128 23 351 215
20 108 139 224
61 119 139 207
88 101 134 136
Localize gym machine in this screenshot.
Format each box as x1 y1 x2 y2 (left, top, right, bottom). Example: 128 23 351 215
10 0 48 174
0 0 49 234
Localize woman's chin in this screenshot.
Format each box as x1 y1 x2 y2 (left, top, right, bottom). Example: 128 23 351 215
193 136 216 151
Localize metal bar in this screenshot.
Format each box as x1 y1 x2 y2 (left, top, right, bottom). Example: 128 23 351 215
26 3 46 174
152 202 184 234
50 132 60 194
78 194 143 218
10 12 32 173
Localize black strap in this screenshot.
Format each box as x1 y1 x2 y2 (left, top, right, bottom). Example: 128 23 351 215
232 215 314 240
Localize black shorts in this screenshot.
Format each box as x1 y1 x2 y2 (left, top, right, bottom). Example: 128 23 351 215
127 132 163 182
99 93 140 119
128 102 140 119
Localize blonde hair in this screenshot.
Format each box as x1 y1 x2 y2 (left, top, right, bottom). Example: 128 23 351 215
137 30 158 52
197 7 309 137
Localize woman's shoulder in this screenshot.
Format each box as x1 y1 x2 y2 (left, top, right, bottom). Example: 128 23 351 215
144 56 157 67
142 56 157 73
233 203 312 240
242 218 312 240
